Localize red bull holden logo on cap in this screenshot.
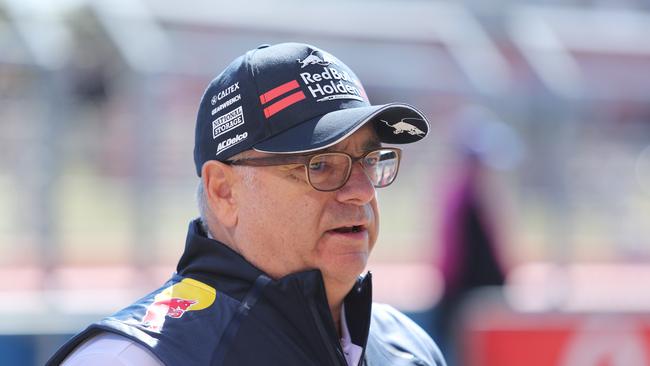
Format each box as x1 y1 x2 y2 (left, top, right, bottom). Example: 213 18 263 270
141 278 216 332
256 48 369 120
297 50 366 103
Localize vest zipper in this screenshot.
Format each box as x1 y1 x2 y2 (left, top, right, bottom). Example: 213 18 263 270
308 300 347 366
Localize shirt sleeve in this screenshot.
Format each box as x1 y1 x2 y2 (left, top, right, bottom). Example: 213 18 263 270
61 332 164 366
370 303 447 366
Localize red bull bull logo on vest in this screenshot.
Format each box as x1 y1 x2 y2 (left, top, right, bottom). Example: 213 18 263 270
141 278 216 332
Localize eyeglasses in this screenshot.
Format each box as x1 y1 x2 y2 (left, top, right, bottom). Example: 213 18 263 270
225 148 402 192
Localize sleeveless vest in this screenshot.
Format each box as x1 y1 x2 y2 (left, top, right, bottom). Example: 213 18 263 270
48 219 445 366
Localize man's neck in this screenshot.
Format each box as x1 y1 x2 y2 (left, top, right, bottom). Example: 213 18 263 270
330 302 343 336
325 281 355 338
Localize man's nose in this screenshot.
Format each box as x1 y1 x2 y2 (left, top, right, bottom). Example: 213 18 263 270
335 162 375 205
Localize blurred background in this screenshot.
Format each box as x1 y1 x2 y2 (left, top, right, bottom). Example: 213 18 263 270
2 0 650 364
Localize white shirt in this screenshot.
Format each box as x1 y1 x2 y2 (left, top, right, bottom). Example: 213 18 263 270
61 332 163 366
62 306 363 365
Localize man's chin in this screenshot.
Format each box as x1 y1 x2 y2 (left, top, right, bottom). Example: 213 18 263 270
321 254 368 284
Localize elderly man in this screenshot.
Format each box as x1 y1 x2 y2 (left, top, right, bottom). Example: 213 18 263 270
49 43 446 366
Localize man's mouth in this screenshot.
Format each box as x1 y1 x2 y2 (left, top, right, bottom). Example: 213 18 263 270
330 225 365 234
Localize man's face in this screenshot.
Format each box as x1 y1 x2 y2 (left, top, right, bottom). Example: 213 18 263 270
232 124 380 288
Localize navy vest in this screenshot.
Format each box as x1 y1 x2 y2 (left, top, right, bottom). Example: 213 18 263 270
48 219 445 366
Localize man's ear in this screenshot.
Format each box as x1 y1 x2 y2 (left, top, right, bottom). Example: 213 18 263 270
202 161 238 227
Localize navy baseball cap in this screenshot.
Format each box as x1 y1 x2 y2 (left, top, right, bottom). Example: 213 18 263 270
194 42 430 176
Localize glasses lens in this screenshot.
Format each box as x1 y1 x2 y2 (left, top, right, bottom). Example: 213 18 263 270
363 149 399 187
308 153 351 191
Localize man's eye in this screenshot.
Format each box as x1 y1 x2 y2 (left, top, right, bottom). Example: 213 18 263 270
364 156 379 166
309 161 327 171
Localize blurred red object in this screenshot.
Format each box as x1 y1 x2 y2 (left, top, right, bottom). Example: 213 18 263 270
465 316 650 366
460 274 650 366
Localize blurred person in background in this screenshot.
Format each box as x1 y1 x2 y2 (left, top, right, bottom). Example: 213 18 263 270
432 106 522 365
47 43 446 366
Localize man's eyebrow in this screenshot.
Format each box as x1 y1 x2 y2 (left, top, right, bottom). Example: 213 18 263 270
364 139 382 150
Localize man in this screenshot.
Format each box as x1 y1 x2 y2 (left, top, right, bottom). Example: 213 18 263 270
48 43 446 366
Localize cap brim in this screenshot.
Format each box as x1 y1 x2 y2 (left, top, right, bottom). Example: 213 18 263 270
254 103 429 154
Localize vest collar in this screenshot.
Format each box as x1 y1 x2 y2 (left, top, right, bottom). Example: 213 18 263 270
176 218 373 350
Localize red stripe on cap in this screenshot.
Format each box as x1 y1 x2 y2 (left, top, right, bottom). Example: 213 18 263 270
259 80 300 104
263 91 306 118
